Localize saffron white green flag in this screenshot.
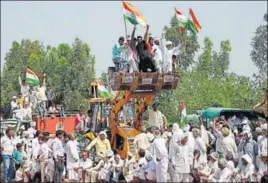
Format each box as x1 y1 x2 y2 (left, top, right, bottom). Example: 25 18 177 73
180 100 187 127
25 68 40 86
123 1 146 26
175 8 188 30
98 84 111 98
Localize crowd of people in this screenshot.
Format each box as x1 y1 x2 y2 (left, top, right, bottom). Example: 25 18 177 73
10 74 63 121
1 99 268 183
112 25 184 73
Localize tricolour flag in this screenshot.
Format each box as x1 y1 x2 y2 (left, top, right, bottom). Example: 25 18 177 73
175 8 196 36
122 1 146 26
189 8 202 33
175 8 188 31
98 83 111 99
180 100 187 127
25 68 40 86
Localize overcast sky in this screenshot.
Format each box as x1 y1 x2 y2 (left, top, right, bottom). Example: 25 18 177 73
1 1 267 77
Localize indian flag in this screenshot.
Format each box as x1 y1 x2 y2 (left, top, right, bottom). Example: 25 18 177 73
25 68 40 86
98 83 111 99
189 8 202 33
123 1 146 26
175 8 188 31
180 100 187 127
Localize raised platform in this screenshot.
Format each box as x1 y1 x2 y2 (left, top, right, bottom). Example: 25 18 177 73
108 72 179 92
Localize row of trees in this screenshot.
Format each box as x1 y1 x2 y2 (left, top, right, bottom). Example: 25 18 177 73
1 14 267 123
1 38 96 113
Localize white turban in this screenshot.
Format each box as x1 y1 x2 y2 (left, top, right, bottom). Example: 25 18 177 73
183 124 190 132
146 133 155 142
22 131 29 137
105 150 114 157
99 131 107 138
166 41 172 45
242 125 251 132
262 123 267 131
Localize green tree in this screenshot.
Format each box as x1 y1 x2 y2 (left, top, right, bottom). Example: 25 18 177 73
1 40 46 107
250 13 267 83
1 38 96 112
164 15 200 70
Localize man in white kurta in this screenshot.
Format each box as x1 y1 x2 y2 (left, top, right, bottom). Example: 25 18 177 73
171 133 192 182
147 103 164 129
153 129 169 182
160 32 182 73
232 154 255 182
66 134 79 180
192 128 207 163
123 152 136 182
76 151 93 181
36 136 52 183
134 126 150 155
212 159 232 183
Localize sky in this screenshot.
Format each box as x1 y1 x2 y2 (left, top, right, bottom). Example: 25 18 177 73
1 1 267 78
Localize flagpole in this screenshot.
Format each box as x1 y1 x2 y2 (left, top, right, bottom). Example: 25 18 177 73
123 15 128 40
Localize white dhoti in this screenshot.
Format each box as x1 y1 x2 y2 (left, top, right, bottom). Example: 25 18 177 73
45 159 55 182
67 168 78 180
155 157 168 182
85 169 98 182
173 173 192 182
129 58 139 73
98 169 111 181
146 170 156 181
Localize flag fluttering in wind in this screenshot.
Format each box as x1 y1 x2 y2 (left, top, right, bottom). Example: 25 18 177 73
97 82 111 99
175 7 197 36
122 1 146 26
25 68 40 86
180 100 187 127
189 8 202 33
175 8 188 31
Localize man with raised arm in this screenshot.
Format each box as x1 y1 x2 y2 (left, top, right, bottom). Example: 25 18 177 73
19 73 30 104
160 31 184 73
136 25 156 72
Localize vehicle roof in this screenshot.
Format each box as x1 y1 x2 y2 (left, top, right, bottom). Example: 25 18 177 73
200 107 267 120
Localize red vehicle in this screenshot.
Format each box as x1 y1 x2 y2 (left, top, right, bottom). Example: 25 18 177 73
33 111 77 134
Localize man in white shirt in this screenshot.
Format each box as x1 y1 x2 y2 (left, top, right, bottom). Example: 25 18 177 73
0 129 15 182
76 151 93 181
160 32 182 73
258 123 268 155
37 136 52 183
212 159 232 182
52 130 65 182
19 75 30 103
66 133 80 180
152 37 163 72
153 129 169 182
21 103 32 120
11 96 19 111
134 126 150 156
146 103 164 129
27 121 37 139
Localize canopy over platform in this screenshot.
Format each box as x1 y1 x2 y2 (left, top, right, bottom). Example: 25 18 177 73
108 72 179 92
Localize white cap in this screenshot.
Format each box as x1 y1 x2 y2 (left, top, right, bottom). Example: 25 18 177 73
166 41 172 45
30 121 36 127
12 96 17 99
105 150 114 157
154 37 160 42
146 133 155 141
262 123 267 131
20 125 25 130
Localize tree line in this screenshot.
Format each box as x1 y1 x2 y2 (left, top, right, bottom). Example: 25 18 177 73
1 13 267 122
